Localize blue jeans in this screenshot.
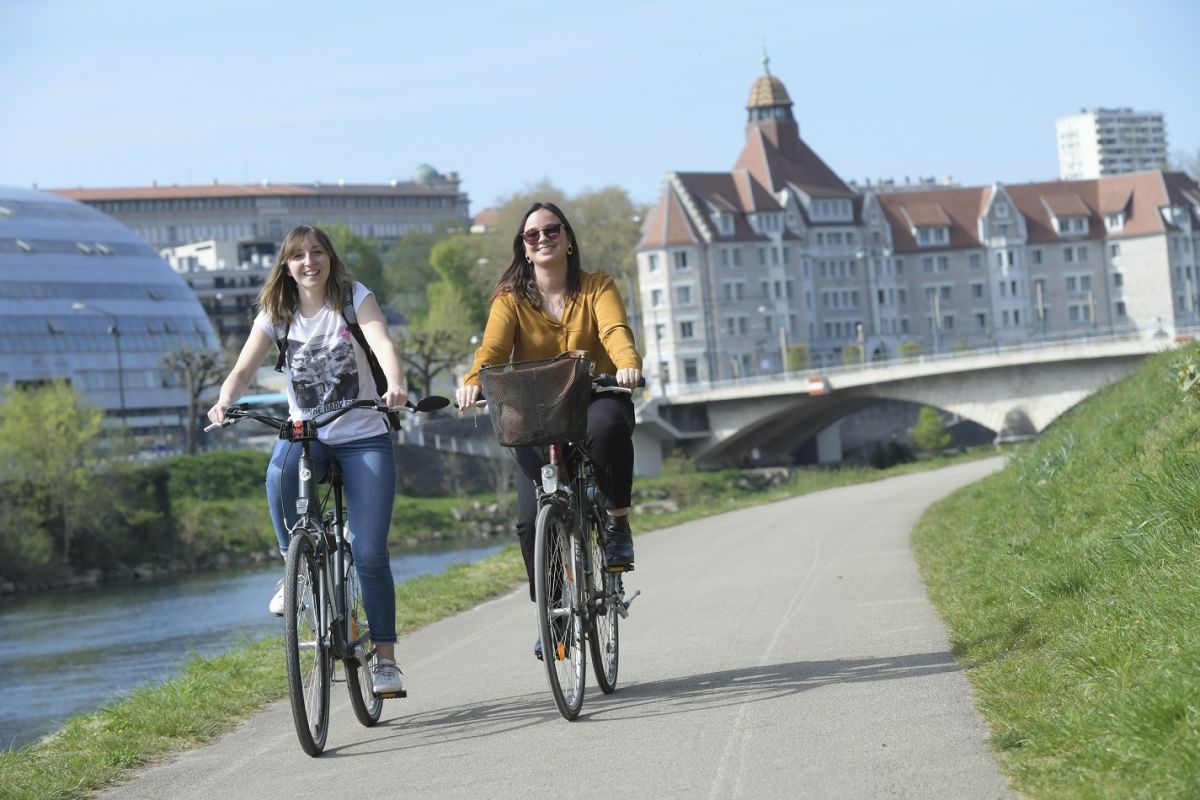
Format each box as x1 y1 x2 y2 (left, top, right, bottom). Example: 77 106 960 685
266 433 398 645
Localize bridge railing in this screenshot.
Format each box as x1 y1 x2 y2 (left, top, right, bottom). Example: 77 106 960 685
657 324 1185 399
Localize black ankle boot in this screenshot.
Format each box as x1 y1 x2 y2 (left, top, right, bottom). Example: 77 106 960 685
604 514 635 570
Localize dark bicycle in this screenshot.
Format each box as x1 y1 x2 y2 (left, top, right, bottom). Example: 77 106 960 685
480 358 642 720
205 396 448 755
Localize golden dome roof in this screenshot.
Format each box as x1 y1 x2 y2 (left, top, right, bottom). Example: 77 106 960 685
746 74 792 109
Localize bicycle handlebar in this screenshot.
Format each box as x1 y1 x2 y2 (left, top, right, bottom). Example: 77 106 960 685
204 395 450 434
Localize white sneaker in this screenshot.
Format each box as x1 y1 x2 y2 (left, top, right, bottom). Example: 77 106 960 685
268 579 285 616
371 658 406 697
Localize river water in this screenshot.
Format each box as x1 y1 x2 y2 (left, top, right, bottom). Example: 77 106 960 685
0 539 504 750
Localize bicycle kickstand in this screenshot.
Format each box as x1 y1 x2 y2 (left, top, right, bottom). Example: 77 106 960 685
617 589 642 619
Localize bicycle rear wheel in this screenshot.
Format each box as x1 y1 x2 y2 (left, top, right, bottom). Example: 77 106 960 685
343 559 382 726
284 532 332 756
586 503 619 695
534 500 586 720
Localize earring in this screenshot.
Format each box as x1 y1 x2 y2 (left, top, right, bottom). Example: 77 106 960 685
567 244 574 255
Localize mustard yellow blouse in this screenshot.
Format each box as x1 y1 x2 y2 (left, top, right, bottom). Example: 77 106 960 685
465 271 642 386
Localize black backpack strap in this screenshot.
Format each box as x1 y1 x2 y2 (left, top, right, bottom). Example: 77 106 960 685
341 283 383 392
273 320 290 373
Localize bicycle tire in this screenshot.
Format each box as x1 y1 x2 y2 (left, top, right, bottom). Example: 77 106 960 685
534 500 586 720
284 532 332 756
343 559 382 726
586 501 619 695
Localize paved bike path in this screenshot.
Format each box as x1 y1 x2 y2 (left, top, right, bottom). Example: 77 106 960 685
102 458 1013 799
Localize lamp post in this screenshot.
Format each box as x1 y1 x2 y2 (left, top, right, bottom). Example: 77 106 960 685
72 302 126 422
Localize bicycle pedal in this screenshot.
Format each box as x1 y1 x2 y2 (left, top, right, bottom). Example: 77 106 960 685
605 563 634 573
374 689 407 699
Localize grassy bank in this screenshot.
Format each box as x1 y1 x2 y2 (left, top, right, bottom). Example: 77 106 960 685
914 346 1200 798
0 448 990 800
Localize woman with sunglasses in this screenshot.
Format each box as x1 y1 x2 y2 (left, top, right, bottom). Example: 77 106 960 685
455 202 642 657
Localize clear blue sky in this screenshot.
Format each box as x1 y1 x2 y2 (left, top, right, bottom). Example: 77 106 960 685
4 0 1198 213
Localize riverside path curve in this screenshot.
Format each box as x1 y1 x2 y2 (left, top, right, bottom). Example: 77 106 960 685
100 458 1012 799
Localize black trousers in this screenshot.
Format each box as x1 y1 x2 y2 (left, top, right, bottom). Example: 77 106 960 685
512 392 635 601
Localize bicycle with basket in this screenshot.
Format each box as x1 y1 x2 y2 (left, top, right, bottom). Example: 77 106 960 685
479 353 642 720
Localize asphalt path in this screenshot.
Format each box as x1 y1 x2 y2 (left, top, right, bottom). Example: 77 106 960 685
101 458 1013 799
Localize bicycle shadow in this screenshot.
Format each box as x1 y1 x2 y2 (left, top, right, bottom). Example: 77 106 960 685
320 649 964 756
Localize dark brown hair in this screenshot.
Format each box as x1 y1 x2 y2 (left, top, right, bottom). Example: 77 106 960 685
490 201 582 307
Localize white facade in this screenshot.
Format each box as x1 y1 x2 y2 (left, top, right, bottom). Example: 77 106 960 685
1057 108 1168 180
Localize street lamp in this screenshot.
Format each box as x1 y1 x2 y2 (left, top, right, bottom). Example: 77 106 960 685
72 302 126 421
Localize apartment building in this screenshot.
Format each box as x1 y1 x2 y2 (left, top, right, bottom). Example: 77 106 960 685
637 70 1200 388
1057 108 1168 180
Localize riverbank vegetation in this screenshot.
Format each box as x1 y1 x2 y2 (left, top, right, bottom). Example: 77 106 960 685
914 345 1200 798
0 447 990 800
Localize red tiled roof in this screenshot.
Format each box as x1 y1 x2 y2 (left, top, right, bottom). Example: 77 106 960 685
51 181 458 202
734 126 854 201
637 181 702 249
877 187 989 252
1039 191 1091 218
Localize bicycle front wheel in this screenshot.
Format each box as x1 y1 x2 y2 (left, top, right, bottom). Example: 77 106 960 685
534 500 586 720
343 559 382 727
284 532 332 756
587 504 619 695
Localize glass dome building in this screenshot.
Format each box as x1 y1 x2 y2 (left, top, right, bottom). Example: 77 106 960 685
0 185 219 437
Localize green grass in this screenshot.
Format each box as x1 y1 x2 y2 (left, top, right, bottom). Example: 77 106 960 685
0 447 990 800
914 346 1200 799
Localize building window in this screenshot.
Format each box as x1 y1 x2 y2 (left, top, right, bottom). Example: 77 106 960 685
674 251 688 270
1110 242 1121 258
676 285 691 305
1077 245 1088 261
970 253 981 270
1113 272 1123 287
972 283 984 299
684 359 699 384
975 312 987 329
1116 301 1126 317
1064 247 1075 263
1032 249 1043 265
679 321 694 339
651 288 663 307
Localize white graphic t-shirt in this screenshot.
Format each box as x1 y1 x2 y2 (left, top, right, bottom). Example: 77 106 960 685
255 282 387 444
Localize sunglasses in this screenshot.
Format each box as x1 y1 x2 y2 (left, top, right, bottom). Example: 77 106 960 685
521 223 564 246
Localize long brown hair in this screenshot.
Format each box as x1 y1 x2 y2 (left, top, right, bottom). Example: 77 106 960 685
490 201 582 308
257 225 352 324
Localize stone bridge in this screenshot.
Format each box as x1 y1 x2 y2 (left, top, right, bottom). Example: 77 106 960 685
633 333 1175 475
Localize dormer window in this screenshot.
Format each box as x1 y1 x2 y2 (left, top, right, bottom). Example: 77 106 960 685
1056 216 1089 236
995 203 1009 218
1105 213 1125 232
810 199 853 222
916 226 949 246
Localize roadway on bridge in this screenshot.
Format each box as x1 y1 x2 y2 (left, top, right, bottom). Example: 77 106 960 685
102 458 1012 799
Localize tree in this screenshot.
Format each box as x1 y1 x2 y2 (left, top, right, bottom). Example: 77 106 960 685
323 223 389 306
398 331 471 398
1168 146 1200 181
786 344 810 372
162 347 224 455
911 407 951 453
382 218 466 321
0 381 104 567
900 341 923 359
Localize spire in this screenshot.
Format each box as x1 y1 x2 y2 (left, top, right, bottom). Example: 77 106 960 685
762 44 771 76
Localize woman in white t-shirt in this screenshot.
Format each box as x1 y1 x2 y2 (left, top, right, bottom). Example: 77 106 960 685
207 224 408 697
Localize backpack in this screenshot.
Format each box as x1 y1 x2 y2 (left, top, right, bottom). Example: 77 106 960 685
273 283 402 430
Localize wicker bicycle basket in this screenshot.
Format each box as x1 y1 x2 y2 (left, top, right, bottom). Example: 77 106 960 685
479 355 594 447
